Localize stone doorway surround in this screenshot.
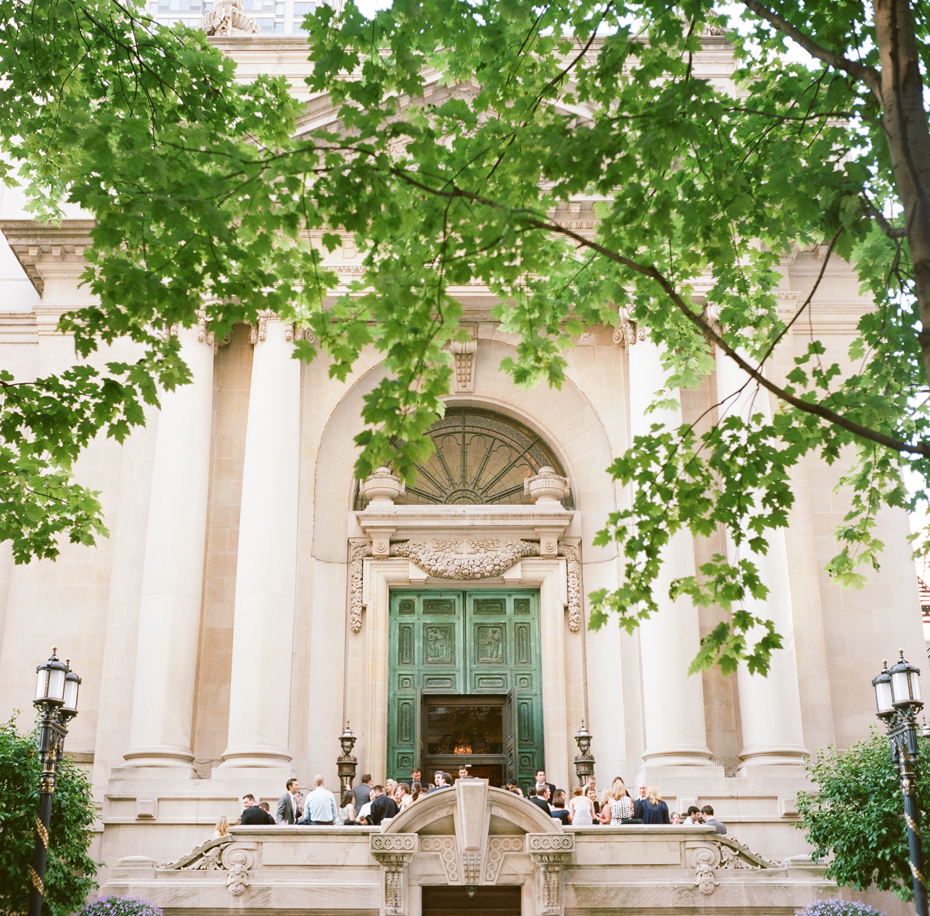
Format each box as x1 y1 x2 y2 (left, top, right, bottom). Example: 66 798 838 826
352 497 578 788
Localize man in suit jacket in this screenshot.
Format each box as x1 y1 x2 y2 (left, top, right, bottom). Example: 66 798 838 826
240 794 275 825
701 805 727 835
368 785 399 825
528 785 552 814
276 778 301 824
533 770 556 801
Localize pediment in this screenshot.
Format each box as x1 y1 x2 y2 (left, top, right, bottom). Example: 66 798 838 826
294 71 593 142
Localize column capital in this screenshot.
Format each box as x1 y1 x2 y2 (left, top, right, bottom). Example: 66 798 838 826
249 310 314 345
612 309 645 349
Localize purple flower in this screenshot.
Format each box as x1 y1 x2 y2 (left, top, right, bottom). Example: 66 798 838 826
796 902 885 916
77 897 164 916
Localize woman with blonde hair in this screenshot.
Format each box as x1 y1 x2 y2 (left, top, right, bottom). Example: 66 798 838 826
212 815 229 837
608 778 638 825
639 785 670 824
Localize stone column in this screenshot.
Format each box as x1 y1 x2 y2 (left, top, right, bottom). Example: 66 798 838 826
626 332 713 766
713 347 807 767
220 313 301 768
125 322 215 768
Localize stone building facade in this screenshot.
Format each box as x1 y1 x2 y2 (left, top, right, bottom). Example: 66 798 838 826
0 32 924 916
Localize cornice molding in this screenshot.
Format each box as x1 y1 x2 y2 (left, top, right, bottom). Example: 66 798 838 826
0 219 95 296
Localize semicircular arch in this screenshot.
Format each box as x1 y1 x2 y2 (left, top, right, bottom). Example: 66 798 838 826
384 785 562 836
309 337 619 564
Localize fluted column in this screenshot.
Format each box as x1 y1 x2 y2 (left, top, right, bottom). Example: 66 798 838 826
125 322 215 768
713 347 807 767
220 314 301 768
626 330 712 766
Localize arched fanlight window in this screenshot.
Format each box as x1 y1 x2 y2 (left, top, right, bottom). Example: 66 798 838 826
354 407 572 509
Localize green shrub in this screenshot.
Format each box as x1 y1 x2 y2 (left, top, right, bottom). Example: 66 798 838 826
0 714 98 916
797 727 930 900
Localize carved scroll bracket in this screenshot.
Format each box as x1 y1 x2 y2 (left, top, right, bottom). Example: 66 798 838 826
221 844 254 898
612 308 646 349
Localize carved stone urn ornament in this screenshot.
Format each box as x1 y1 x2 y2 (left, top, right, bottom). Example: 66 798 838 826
524 467 570 504
360 467 406 505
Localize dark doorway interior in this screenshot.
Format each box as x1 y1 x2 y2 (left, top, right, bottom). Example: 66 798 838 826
422 886 521 916
424 695 508 787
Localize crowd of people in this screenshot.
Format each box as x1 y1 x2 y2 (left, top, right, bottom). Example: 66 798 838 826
215 767 727 834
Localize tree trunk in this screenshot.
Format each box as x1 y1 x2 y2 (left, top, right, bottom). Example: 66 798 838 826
873 0 930 385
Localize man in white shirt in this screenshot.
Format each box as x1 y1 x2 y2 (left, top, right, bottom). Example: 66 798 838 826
683 806 704 826
299 775 338 825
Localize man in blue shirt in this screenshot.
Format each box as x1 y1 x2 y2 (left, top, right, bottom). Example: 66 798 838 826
299 775 338 825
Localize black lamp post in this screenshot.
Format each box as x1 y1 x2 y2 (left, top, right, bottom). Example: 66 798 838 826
573 720 595 786
873 651 927 916
28 649 80 916
336 721 358 794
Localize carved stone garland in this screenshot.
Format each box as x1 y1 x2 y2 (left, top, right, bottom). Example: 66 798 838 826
199 0 259 36
562 544 581 632
390 539 539 580
349 540 373 633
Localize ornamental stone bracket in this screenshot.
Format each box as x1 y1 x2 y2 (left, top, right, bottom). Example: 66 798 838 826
528 835 574 916
685 837 772 897
370 834 417 916
222 843 255 897
450 337 478 392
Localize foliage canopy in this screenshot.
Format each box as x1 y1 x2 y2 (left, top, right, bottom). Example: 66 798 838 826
0 716 98 916
797 728 930 901
1 0 929 672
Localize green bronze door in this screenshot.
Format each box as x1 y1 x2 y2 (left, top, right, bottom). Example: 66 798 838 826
387 590 543 788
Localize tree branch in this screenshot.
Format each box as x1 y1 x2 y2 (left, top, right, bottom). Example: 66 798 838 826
739 0 882 97
389 165 930 459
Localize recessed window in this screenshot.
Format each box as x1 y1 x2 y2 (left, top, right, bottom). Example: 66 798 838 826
355 407 571 508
